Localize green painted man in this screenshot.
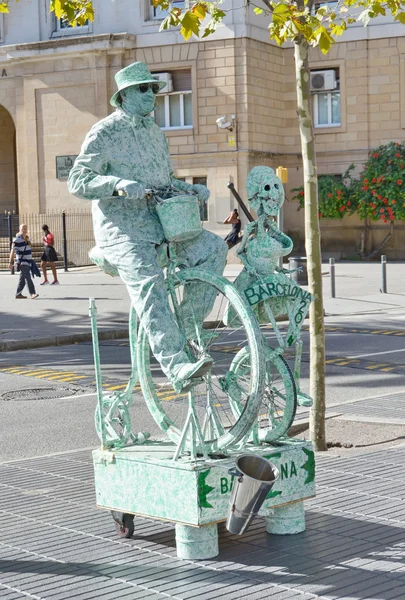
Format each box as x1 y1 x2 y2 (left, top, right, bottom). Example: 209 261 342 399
68 62 227 392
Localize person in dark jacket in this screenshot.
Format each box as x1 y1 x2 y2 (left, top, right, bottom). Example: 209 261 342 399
223 209 242 248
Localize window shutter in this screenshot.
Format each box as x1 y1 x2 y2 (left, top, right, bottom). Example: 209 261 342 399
172 70 192 92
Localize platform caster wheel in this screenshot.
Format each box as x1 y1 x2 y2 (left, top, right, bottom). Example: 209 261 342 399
111 511 134 539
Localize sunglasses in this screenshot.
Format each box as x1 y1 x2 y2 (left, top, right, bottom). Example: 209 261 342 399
139 83 160 94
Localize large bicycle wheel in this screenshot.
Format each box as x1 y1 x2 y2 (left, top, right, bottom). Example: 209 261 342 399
230 346 297 442
137 268 265 452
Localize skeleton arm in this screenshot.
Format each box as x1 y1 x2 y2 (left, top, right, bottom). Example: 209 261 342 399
237 222 260 277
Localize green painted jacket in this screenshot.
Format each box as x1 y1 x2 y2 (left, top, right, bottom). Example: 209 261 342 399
68 110 187 247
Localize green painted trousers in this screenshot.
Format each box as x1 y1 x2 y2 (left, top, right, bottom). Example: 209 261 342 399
103 230 228 380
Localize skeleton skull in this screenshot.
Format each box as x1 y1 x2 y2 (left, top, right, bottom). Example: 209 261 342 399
246 166 285 217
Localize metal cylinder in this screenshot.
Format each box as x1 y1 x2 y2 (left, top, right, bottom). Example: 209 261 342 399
62 211 68 272
288 256 308 285
175 523 218 560
329 258 336 298
226 455 279 535
381 255 387 294
265 501 305 535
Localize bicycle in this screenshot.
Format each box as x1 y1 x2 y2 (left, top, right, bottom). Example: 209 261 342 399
90 187 306 459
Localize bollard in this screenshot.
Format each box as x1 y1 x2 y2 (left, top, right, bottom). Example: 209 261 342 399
381 255 387 294
288 256 308 285
62 211 68 272
329 258 336 298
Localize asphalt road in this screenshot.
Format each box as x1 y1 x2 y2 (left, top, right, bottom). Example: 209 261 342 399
1 317 404 462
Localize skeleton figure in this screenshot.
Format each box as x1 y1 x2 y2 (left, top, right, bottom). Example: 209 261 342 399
229 166 312 407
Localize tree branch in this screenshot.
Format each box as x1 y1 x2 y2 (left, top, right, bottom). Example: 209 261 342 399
260 0 273 12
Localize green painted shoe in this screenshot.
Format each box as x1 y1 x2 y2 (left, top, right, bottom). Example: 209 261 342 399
172 356 213 394
297 392 313 407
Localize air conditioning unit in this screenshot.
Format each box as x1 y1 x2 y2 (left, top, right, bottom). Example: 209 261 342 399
153 72 173 93
310 70 337 92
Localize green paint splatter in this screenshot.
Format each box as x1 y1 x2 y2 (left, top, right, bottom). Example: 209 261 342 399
301 447 315 484
266 489 282 499
263 452 282 460
198 469 215 509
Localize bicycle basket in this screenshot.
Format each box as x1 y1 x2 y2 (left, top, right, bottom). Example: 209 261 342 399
156 195 202 242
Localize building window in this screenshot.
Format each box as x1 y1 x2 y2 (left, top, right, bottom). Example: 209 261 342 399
311 68 341 128
53 18 91 36
174 176 208 221
153 70 193 130
150 0 185 20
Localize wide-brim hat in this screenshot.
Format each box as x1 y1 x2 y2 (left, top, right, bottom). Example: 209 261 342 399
110 61 166 108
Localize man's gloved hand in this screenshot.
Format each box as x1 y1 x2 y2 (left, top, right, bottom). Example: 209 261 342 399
190 184 210 203
115 179 146 200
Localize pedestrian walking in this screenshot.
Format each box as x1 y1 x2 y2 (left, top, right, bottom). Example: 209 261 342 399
223 209 242 248
40 224 59 285
8 224 39 299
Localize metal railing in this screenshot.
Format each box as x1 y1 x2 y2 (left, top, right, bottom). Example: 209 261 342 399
0 211 95 269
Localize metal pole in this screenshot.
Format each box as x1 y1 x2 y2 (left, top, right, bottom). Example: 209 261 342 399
62 210 68 272
7 212 13 250
329 258 336 298
227 182 254 223
381 255 387 294
277 195 284 270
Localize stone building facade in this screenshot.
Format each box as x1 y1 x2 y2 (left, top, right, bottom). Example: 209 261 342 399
1 2 405 257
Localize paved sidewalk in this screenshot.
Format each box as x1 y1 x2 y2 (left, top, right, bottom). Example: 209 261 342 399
1 261 404 351
1 443 405 599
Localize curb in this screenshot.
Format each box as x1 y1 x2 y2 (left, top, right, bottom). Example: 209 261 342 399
0 328 129 352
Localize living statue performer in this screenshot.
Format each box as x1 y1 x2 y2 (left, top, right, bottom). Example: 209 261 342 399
228 166 312 407
68 62 227 393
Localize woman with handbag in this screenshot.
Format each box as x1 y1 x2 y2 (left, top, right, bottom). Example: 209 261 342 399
40 224 59 285
8 224 39 299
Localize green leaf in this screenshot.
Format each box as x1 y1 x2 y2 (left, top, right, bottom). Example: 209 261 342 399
394 11 405 23
317 28 333 53
192 3 207 20
180 11 201 40
52 0 63 19
254 7 264 14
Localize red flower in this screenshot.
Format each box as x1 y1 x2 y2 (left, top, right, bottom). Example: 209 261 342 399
373 153 379 158
383 198 388 205
372 178 377 183
397 180 403 185
391 200 396 204
328 193 333 198
396 153 401 158
339 206 345 212
378 195 382 200
363 186 369 191
363 179 368 183
380 208 384 213
318 213 322 218
299 191 304 196
390 215 395 221
372 211 376 216
401 165 405 169
337 190 342 196
347 201 351 206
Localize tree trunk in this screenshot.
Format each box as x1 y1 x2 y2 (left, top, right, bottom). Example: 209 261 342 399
294 38 327 451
